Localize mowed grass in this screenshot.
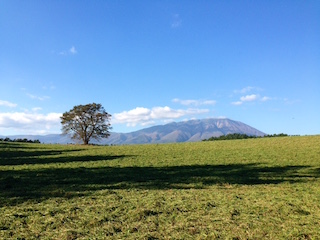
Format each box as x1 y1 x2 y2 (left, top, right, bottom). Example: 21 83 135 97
0 136 320 239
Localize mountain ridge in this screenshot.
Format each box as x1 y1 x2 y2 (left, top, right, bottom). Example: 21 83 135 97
1 118 265 144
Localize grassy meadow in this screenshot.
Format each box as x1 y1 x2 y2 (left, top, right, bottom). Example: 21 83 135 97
0 136 320 239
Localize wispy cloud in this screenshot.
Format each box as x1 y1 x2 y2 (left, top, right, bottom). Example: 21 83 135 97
234 86 255 94
0 100 17 108
172 98 216 106
231 86 272 106
231 101 243 106
283 98 300 105
113 106 209 127
233 86 263 94
0 111 62 135
58 46 77 55
232 94 272 106
240 94 259 102
27 93 50 101
42 83 56 90
171 14 182 28
69 46 77 54
261 96 272 102
32 107 42 112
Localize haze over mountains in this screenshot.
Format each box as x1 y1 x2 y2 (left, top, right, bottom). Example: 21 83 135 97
1 118 265 145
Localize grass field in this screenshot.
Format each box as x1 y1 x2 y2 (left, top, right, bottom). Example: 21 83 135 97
0 136 320 239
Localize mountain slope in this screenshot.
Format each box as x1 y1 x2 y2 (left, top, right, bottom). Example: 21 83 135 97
107 118 265 144
2 118 265 145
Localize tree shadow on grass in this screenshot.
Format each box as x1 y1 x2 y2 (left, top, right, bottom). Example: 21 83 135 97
0 142 127 165
0 152 127 165
1 163 319 206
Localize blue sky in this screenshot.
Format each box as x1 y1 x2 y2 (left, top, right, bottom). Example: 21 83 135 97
0 1 319 136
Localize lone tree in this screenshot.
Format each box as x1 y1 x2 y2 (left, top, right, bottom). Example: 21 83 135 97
61 103 112 145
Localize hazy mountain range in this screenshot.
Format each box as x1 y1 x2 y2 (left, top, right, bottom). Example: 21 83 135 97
1 118 265 145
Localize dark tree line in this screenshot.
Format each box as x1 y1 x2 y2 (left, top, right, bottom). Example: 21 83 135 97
203 133 289 141
0 137 41 143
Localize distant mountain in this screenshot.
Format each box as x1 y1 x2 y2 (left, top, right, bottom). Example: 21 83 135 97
0 134 72 144
106 118 265 144
1 118 265 145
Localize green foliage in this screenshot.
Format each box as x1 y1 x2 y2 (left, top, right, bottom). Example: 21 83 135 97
204 133 289 141
0 136 320 239
0 137 40 143
61 103 112 145
264 133 289 137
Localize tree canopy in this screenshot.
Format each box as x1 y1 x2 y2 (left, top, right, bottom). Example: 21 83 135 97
60 103 112 145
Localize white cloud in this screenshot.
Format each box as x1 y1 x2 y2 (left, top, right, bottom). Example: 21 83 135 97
0 112 62 135
150 106 205 119
69 46 77 54
32 107 42 112
27 93 50 101
261 96 271 102
57 46 77 55
231 101 243 106
42 83 56 90
202 100 217 105
113 107 151 126
0 100 17 108
233 86 264 95
172 98 216 106
283 98 300 105
240 94 259 102
141 121 156 126
234 86 255 94
113 106 209 127
232 94 272 106
171 14 182 28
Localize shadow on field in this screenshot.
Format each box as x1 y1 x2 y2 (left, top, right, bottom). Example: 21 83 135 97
1 142 319 206
0 142 125 165
1 163 319 206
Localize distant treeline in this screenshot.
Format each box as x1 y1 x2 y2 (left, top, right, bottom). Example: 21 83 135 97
0 137 41 143
203 133 289 141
